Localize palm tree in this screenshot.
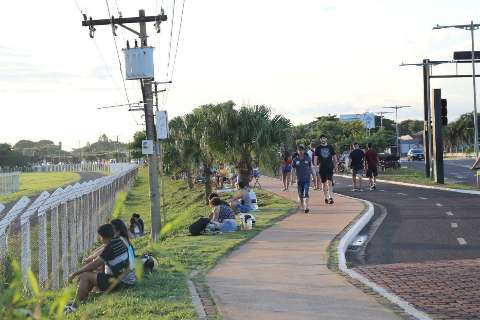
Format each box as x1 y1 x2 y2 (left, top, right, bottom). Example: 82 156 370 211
207 101 292 185
168 116 201 189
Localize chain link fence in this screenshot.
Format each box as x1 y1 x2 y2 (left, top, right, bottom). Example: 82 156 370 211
0 172 20 195
0 164 138 289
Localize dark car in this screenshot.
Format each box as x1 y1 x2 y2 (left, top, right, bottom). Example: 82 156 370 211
407 149 424 161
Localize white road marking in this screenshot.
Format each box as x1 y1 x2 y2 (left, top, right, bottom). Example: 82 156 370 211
457 237 467 245
397 192 407 196
451 222 458 228
418 197 428 200
446 211 454 216
379 189 385 192
435 203 444 207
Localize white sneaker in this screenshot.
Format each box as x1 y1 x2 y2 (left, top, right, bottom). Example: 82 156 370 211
64 303 77 314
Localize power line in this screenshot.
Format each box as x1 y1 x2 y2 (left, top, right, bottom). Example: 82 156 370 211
105 0 131 105
170 0 186 81
72 0 139 126
163 0 187 106
166 0 176 79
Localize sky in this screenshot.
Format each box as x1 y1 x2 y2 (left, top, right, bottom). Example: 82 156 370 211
1 0 480 150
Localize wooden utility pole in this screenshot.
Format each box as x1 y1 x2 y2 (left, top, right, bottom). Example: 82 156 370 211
82 9 167 242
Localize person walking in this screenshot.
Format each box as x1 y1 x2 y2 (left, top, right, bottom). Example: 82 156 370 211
365 143 379 190
281 155 293 191
292 145 312 213
309 142 320 190
315 135 338 204
349 142 365 191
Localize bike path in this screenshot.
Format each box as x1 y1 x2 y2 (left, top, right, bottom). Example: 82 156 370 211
207 176 400 320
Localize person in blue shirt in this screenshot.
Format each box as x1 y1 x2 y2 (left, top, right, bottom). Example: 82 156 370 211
292 144 312 213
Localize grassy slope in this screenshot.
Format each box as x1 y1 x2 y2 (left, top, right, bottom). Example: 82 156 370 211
71 168 295 320
380 168 478 190
0 172 81 203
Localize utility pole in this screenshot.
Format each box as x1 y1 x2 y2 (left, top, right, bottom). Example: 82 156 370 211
82 9 167 242
384 106 413 157
434 21 480 160
375 111 393 128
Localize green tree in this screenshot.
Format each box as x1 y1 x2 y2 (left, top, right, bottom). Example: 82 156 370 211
129 131 147 159
207 102 292 185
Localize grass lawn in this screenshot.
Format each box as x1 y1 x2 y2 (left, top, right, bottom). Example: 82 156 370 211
0 172 81 203
380 168 479 190
69 168 295 320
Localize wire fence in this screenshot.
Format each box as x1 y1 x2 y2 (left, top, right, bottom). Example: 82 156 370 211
0 172 20 195
0 164 138 289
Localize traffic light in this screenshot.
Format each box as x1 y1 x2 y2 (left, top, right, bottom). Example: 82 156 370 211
441 99 448 126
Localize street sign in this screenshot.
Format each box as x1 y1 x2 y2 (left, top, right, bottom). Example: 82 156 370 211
141 140 154 155
156 111 169 140
453 51 480 60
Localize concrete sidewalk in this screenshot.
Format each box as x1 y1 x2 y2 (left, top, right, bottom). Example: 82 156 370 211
207 177 400 320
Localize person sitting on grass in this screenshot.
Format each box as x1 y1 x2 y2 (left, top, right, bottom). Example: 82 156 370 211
129 213 144 238
229 181 253 213
208 197 238 232
81 218 134 265
111 219 136 278
65 224 135 313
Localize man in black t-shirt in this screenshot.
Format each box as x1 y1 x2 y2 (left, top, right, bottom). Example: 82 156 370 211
349 142 365 191
314 134 338 204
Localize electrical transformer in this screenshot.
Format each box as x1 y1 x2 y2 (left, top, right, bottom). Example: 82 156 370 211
123 47 155 80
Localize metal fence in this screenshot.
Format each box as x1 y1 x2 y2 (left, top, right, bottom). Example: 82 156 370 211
0 172 20 195
0 164 138 289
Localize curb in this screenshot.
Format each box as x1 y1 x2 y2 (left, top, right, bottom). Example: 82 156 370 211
337 195 433 320
334 174 480 195
187 278 208 320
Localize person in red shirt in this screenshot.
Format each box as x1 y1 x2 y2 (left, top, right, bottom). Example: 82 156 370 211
364 143 379 191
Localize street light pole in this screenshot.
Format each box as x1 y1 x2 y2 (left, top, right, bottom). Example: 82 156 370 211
470 22 479 159
384 106 413 157
433 21 480 159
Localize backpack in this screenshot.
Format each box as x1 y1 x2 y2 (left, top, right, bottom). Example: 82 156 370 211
189 217 210 236
140 253 155 273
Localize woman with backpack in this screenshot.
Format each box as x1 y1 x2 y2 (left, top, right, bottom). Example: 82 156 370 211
281 155 293 191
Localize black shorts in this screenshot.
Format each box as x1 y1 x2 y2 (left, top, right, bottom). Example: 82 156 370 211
366 167 378 178
97 273 127 292
319 168 333 183
352 166 364 175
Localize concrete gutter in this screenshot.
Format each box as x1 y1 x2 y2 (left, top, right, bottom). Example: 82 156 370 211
335 174 480 195
337 196 433 320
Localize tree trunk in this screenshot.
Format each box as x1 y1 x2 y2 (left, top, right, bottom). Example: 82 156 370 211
204 166 212 205
186 170 194 189
238 156 252 186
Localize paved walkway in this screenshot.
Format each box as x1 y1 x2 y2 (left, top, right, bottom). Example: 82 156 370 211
207 177 400 320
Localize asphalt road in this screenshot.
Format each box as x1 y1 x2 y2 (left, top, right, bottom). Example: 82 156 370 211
403 158 479 186
332 175 480 265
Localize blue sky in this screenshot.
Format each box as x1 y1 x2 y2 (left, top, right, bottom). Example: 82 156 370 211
1 0 480 150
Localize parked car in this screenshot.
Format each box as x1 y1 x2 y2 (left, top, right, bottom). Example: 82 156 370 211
407 149 424 161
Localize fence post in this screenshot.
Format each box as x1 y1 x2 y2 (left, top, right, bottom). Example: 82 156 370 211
38 211 48 288
60 202 69 285
50 206 60 289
